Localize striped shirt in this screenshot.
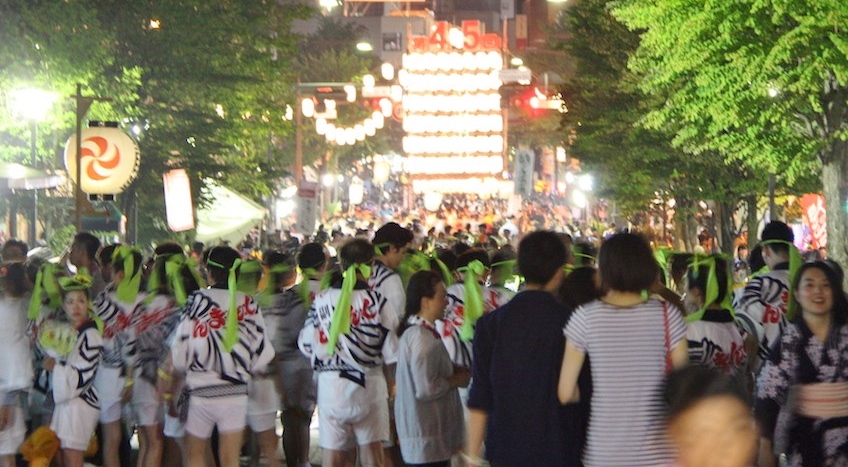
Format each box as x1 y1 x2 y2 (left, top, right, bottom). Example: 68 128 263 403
733 267 790 369
564 299 686 467
368 260 405 322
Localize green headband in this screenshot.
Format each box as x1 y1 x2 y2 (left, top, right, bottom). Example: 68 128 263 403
761 239 802 320
327 263 372 355
58 272 94 292
458 259 487 341
685 254 734 323
653 247 676 287
112 245 143 303
432 252 454 287
373 242 391 256
28 263 63 320
206 257 244 353
147 254 193 306
297 268 332 310
256 263 292 308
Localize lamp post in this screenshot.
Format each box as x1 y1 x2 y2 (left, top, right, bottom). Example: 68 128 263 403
10 88 56 246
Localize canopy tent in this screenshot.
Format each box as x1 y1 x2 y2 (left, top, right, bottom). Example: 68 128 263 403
195 181 266 246
0 162 63 190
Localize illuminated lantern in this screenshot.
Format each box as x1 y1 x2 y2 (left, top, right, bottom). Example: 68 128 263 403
162 168 195 232
64 123 140 195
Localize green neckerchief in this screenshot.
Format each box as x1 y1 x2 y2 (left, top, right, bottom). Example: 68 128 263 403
236 260 263 295
458 259 487 341
147 254 192 306
685 254 734 323
398 251 431 288
28 263 62 320
373 242 391 256
761 239 802 320
490 259 519 290
431 252 454 286
207 258 242 353
258 263 291 308
653 247 675 288
328 263 372 355
112 245 143 304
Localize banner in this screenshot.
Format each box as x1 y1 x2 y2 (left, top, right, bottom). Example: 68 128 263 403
513 148 535 197
163 169 194 232
800 193 827 249
296 181 319 236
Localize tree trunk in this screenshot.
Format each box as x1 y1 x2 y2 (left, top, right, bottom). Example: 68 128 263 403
718 200 736 255
821 139 848 287
745 195 758 250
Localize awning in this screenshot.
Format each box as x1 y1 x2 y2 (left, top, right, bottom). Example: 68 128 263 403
195 181 266 246
0 162 63 190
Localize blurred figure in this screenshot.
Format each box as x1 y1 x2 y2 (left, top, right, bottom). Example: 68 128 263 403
558 266 601 311
664 366 756 467
0 240 27 262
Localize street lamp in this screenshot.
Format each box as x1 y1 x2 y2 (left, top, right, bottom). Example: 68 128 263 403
10 87 56 246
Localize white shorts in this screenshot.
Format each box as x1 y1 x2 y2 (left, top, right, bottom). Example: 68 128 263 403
163 414 185 439
0 406 25 455
317 369 389 450
184 395 247 439
94 366 124 423
132 377 163 427
51 399 99 451
247 375 280 432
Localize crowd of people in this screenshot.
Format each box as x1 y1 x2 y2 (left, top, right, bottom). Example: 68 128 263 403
0 216 844 467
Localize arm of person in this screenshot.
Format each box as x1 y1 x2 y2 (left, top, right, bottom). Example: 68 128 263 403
670 339 689 369
758 437 777 467
464 408 488 467
557 341 585 404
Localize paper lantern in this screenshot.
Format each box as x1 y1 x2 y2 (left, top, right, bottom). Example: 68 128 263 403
64 124 140 195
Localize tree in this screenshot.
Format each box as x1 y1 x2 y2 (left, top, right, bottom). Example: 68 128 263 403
613 0 847 263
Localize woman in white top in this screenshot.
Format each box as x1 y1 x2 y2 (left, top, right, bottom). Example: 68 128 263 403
558 232 688 467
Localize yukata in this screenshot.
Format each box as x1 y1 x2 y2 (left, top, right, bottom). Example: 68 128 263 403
298 282 399 450
368 260 405 322
50 320 103 451
756 320 848 466
733 264 790 370
127 293 182 428
92 285 144 424
436 282 506 369
170 287 274 438
686 309 747 376
0 296 33 454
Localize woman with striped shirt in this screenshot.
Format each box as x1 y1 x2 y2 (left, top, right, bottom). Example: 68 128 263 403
558 232 688 467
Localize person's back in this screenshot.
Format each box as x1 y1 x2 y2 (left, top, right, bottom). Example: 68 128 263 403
466 231 581 466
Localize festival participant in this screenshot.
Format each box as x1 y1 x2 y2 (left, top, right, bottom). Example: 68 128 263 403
44 273 104 467
756 262 848 466
168 246 274 467
66 232 106 297
296 242 330 310
558 232 688 467
395 270 468 467
488 248 518 299
0 262 33 467
437 248 497 370
466 230 583 467
682 255 747 376
298 238 399 467
131 243 201 467
734 221 797 371
0 240 27 262
267 250 316 467
92 245 145 467
663 366 757 467
370 222 414 322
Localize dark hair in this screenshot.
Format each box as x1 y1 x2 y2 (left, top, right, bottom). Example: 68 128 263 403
559 266 600 310
154 242 184 257
264 250 296 293
206 246 241 285
150 250 201 297
685 255 730 306
338 238 374 270
373 222 414 254
572 241 596 267
760 221 794 255
399 270 442 337
490 248 517 285
597 232 658 293
73 232 101 261
748 244 765 273
791 261 848 328
1 240 28 261
664 365 750 422
0 262 30 297
98 244 120 268
517 231 567 286
456 248 490 270
112 248 144 277
298 242 327 271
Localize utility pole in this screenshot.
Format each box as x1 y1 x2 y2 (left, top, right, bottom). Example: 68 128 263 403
71 84 111 232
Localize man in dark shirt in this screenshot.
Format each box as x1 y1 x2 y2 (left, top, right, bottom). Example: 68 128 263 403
465 230 584 467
